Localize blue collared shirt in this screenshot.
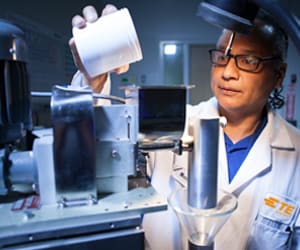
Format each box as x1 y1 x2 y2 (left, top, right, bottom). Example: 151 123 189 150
225 114 268 183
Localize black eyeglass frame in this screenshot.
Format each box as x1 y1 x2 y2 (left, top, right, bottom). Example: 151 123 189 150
209 49 282 73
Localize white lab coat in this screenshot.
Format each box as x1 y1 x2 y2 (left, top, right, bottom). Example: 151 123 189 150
143 97 300 250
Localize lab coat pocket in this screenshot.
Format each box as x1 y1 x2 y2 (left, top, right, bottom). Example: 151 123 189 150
247 213 292 250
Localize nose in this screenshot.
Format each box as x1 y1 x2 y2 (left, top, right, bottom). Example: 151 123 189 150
222 57 239 80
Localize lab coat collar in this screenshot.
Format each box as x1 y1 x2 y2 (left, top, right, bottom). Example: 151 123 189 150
190 98 296 194
224 109 296 194
194 98 294 148
269 110 295 150
224 122 272 194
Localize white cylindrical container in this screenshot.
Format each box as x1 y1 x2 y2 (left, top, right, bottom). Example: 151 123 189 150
72 8 143 78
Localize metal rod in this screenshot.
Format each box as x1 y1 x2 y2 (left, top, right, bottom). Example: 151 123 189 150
31 91 126 104
188 118 219 209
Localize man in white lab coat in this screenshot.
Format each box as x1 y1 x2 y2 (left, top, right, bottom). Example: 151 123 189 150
70 4 300 250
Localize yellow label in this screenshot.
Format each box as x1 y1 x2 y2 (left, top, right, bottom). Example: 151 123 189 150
264 195 296 217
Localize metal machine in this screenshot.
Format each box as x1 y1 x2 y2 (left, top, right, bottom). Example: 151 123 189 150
0 26 188 249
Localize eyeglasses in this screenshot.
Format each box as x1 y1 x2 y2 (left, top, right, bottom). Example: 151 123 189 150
209 49 282 73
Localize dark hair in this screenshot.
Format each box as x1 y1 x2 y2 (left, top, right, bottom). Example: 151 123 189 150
256 10 288 109
269 87 285 109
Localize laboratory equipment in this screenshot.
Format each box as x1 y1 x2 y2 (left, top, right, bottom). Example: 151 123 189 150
0 82 188 249
168 117 237 249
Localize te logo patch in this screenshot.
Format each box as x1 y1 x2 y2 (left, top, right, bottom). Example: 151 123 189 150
264 195 295 217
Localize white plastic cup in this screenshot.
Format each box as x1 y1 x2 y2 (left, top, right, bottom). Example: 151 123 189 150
72 8 143 78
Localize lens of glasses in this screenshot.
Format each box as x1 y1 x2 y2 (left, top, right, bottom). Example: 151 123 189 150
210 50 228 66
236 55 259 71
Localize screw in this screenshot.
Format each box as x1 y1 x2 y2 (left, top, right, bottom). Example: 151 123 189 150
9 48 15 54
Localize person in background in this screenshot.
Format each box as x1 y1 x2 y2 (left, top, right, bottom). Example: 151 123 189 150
70 4 300 250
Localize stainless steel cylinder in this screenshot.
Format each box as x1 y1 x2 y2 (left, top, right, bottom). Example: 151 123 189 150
0 150 36 195
188 117 220 209
9 151 36 184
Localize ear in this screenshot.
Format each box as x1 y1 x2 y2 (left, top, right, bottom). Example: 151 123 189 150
275 63 287 89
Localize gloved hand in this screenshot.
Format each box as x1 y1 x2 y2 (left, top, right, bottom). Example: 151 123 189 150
69 4 129 93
